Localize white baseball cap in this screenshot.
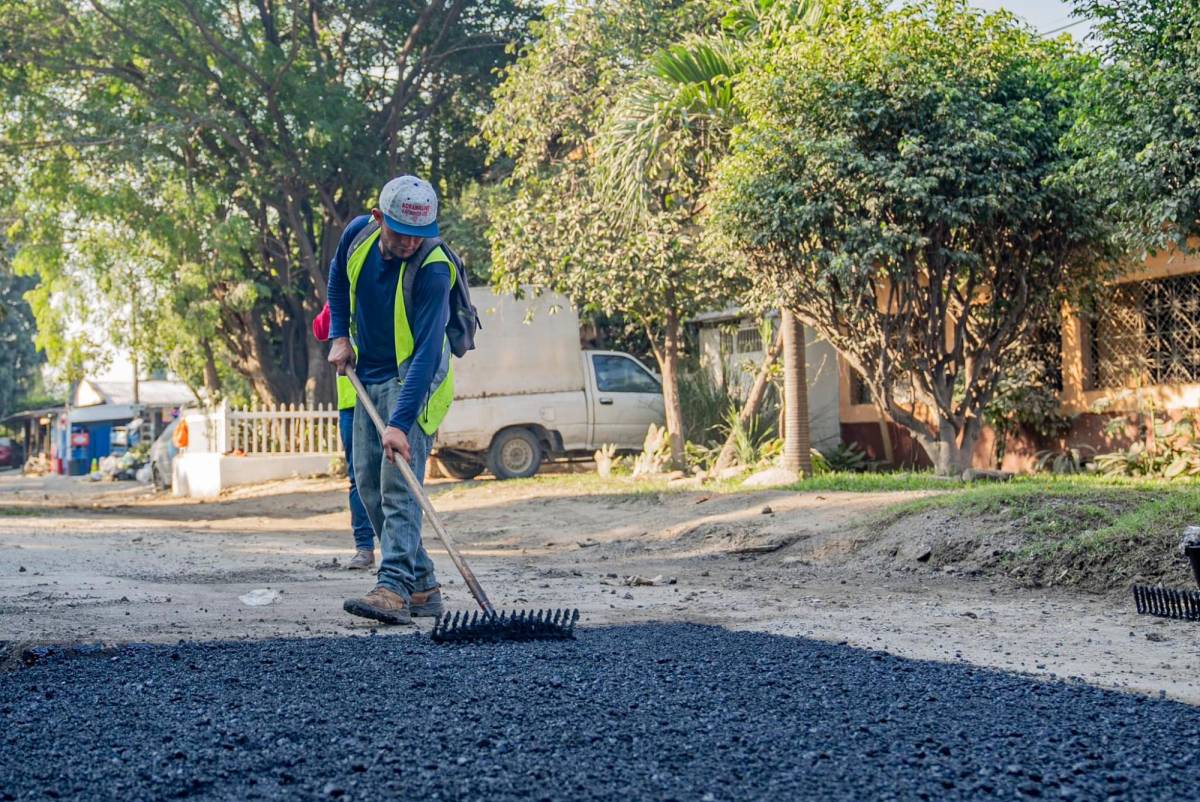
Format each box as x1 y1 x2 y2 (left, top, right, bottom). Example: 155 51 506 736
378 175 439 237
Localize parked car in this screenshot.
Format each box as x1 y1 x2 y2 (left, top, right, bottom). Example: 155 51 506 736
434 289 665 480
0 436 23 470
149 419 179 490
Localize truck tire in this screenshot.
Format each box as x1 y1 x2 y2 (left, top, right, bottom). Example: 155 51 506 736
438 452 485 481
486 428 542 480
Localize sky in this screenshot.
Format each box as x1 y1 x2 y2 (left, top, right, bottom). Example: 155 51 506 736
969 0 1097 43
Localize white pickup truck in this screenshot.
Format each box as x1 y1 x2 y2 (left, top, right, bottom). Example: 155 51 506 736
433 289 665 480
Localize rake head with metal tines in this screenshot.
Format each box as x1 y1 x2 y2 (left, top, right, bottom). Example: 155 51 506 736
1133 584 1200 621
430 608 580 643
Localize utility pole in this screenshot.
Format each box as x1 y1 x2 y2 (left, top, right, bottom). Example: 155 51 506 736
130 268 140 406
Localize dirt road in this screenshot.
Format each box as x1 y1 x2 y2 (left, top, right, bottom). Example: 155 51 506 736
0 472 1196 704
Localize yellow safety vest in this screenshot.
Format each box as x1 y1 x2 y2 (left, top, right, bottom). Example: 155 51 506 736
336 374 356 411
345 228 456 434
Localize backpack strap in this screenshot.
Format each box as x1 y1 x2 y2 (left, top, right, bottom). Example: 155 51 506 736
348 218 380 258
402 237 454 319
351 224 456 328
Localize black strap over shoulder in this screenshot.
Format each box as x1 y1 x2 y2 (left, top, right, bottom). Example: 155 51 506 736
348 218 380 259
401 237 451 317
347 222 476 356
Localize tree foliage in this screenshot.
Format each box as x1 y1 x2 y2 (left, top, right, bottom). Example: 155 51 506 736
712 0 1115 474
0 254 46 420
1 0 529 404
1071 0 1200 253
590 0 825 475
482 0 745 463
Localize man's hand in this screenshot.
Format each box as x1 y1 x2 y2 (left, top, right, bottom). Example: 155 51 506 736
383 426 411 464
328 337 355 374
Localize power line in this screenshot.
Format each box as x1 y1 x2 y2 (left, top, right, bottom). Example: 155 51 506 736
1041 18 1088 37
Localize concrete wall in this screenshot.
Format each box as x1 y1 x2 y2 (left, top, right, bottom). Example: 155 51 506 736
696 321 841 451
174 453 334 498
805 333 842 452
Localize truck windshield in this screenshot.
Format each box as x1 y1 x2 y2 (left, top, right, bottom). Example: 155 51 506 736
593 355 660 393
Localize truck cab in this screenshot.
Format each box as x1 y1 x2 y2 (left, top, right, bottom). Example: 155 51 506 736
432 290 665 480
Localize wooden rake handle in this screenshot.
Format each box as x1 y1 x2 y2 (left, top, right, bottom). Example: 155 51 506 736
344 366 495 614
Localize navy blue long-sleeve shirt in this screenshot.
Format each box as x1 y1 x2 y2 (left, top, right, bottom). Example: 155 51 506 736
327 215 452 433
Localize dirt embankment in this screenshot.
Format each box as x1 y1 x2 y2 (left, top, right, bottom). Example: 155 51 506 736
847 490 1200 596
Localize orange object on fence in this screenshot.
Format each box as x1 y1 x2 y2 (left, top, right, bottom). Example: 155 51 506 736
172 419 189 448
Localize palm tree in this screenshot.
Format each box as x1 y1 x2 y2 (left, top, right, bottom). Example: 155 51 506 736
595 0 823 476
780 309 813 475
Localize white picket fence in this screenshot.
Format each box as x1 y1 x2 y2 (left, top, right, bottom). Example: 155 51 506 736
227 402 341 455
184 401 342 456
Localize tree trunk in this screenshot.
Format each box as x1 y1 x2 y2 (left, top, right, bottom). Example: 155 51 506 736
305 337 335 407
200 338 222 397
714 329 783 472
920 418 980 477
781 309 812 477
659 308 686 467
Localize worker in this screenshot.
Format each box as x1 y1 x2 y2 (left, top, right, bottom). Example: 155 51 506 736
312 303 377 570
326 175 452 625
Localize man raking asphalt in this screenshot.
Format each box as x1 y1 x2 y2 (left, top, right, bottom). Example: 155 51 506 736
326 175 575 642
346 365 578 642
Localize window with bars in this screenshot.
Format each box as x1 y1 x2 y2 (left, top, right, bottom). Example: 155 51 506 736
1087 273 1200 390
735 327 763 354
719 328 735 358
849 370 873 405
1033 324 1064 392
717 322 770 356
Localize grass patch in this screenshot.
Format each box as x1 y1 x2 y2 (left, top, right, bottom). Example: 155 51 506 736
439 469 1200 592
873 474 1196 523
508 470 964 497
505 473 672 495
1003 489 1200 591
434 472 672 501
867 474 1200 593
0 506 45 517
788 472 962 493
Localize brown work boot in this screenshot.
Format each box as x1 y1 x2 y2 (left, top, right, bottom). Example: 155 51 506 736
409 586 444 618
346 549 375 571
343 586 412 625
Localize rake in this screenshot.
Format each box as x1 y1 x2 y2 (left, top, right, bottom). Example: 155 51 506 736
1132 534 1200 622
345 367 579 643
1133 585 1200 621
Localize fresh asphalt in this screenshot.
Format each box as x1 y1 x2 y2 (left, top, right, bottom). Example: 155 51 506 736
1 623 1196 800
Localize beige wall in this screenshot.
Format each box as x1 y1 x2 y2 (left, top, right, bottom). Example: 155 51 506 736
833 246 1200 469
1063 247 1200 415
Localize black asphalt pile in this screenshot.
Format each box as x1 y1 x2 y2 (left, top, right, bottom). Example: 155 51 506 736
2 624 1198 800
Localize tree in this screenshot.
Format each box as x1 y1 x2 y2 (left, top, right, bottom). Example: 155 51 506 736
1071 0 1200 253
482 0 744 465
0 172 48 419
0 258 45 421
600 1 825 475
713 0 1115 475
1 0 530 404
778 309 812 475
594 0 822 475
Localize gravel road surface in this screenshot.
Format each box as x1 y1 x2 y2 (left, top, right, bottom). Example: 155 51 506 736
2 623 1197 800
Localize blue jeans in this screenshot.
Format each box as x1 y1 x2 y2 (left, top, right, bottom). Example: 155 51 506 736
352 380 438 598
339 408 375 552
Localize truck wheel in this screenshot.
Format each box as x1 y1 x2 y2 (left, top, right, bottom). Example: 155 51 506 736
486 428 542 480
438 452 485 481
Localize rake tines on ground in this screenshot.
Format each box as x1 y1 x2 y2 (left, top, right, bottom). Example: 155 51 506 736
1133 585 1200 621
347 367 584 645
431 609 581 643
